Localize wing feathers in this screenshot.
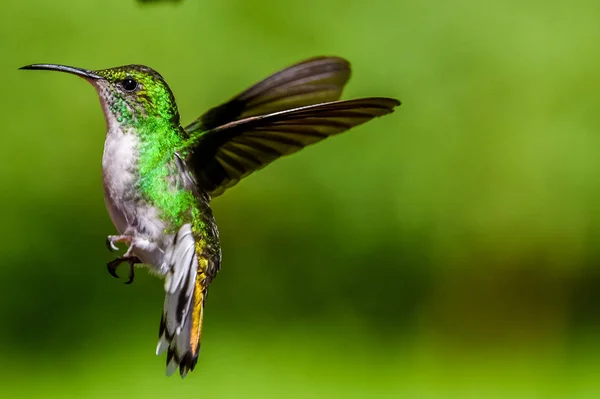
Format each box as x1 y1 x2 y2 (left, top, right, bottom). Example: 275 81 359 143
183 56 399 197
186 56 351 132
190 98 400 195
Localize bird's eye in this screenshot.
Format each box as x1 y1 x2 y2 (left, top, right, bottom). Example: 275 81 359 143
121 78 138 92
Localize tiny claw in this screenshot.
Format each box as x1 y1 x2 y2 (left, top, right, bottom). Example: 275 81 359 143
107 258 121 279
125 256 142 284
125 258 137 285
106 235 132 252
106 237 119 252
107 256 140 284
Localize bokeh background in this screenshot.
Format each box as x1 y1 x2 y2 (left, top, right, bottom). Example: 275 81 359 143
1 0 599 397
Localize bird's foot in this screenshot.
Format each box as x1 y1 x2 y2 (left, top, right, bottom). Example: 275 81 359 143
107 256 141 285
106 235 132 252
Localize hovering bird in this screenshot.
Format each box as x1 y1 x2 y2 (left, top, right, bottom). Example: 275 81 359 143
20 57 400 377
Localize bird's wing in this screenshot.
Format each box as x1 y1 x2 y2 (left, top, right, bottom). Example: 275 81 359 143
183 98 400 197
184 56 352 133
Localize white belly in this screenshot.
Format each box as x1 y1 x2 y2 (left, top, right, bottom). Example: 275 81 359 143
102 128 139 234
102 127 170 270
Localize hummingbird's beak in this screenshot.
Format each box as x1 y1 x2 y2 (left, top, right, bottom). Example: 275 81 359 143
19 64 102 80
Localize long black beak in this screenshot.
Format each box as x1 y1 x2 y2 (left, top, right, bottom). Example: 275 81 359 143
19 64 102 80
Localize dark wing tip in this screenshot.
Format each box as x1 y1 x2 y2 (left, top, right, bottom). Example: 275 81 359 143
371 97 401 110
350 97 401 116
281 55 350 71
302 55 351 71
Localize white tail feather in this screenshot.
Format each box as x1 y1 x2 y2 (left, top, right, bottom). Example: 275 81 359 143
157 223 203 377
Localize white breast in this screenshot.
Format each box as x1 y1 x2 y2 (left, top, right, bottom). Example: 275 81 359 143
102 126 140 235
102 124 172 270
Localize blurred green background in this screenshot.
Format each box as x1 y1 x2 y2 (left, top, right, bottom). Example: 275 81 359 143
1 0 600 397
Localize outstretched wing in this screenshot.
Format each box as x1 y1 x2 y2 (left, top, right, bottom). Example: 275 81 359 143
186 98 400 197
185 56 352 134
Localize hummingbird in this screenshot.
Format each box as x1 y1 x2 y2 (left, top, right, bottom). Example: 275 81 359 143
20 57 400 377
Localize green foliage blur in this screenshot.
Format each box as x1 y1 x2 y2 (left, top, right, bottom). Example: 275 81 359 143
1 0 599 397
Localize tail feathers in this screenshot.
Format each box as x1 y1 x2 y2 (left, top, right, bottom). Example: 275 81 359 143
157 223 211 378
158 275 207 378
